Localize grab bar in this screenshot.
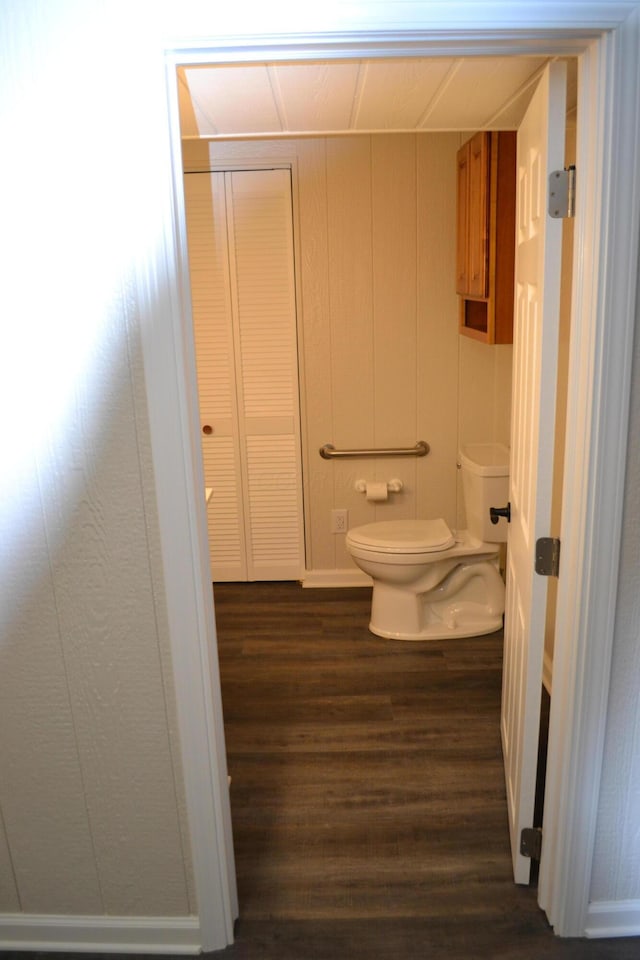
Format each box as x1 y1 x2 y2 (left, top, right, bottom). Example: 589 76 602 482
319 441 429 460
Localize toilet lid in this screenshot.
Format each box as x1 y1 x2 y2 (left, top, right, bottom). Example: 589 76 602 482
347 518 454 554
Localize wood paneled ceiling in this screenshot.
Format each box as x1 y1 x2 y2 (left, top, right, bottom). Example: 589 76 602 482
177 56 575 139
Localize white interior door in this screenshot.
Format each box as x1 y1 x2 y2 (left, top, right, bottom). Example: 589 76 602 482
501 61 566 884
184 168 304 582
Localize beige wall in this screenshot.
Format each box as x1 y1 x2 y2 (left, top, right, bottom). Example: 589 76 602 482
183 134 512 576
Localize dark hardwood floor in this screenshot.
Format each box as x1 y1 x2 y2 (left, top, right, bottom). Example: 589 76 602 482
211 581 640 959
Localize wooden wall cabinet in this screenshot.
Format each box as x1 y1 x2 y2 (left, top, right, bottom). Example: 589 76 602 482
456 131 516 344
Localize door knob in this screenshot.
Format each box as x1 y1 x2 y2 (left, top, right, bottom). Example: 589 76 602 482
490 503 511 524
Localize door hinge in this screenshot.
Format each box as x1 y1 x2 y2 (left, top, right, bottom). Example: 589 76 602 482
535 537 561 577
520 827 543 861
549 165 576 218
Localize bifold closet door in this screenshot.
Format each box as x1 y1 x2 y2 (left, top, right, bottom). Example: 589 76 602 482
184 168 304 582
185 171 246 581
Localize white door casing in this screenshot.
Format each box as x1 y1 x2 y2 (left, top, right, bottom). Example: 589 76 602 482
502 61 567 884
152 8 640 951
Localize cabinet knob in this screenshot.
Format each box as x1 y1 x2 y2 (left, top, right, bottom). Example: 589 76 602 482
202 424 213 436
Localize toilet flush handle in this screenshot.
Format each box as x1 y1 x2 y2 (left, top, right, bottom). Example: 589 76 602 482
490 503 511 524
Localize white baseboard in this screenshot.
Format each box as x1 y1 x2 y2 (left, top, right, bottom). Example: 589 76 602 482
0 913 202 954
302 568 372 588
585 899 640 938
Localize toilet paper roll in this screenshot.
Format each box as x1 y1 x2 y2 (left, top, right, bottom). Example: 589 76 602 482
365 481 388 502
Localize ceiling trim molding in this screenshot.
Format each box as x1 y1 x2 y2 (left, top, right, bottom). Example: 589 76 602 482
169 35 592 65
164 0 638 57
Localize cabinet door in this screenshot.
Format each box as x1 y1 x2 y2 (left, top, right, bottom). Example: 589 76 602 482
466 131 490 298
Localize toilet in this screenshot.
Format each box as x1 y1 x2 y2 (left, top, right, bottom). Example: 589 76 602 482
345 443 510 640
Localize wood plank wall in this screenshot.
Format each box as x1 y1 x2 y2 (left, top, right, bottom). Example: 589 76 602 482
184 134 512 577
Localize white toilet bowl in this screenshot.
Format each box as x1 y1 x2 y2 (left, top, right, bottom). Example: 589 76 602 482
346 444 510 641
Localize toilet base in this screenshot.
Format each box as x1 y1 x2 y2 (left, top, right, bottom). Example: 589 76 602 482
368 611 503 641
368 557 505 641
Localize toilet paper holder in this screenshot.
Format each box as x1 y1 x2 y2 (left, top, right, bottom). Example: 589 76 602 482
355 478 403 495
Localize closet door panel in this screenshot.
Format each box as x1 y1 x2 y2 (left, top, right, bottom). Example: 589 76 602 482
228 171 299 419
183 173 247 580
246 435 302 573
206 435 245 576
226 170 304 580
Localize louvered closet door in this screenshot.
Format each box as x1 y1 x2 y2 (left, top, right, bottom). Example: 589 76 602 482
184 172 247 580
226 170 303 581
184 168 304 582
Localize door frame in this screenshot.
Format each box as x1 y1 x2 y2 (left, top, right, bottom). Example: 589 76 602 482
141 4 640 950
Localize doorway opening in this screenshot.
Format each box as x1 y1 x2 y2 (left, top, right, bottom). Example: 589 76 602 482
157 18 639 945
172 54 572 900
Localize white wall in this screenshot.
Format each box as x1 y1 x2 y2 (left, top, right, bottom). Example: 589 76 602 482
184 134 512 578
0 0 196 930
590 262 640 904
0 336 195 917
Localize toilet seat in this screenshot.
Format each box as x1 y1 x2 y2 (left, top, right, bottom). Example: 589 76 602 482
346 518 455 555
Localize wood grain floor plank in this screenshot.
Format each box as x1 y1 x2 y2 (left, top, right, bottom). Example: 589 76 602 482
212 582 639 958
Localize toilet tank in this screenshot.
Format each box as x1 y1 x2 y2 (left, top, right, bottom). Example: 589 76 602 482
459 443 510 543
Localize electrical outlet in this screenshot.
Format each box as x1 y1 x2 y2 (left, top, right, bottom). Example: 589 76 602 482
331 508 348 534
